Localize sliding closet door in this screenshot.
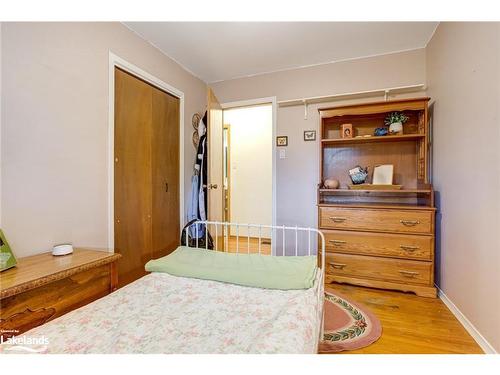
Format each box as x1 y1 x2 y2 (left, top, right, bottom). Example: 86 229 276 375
115 67 181 287
114 68 153 287
151 86 180 259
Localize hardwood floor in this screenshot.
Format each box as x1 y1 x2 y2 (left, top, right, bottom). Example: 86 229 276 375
222 236 482 354
327 282 484 354
221 236 272 255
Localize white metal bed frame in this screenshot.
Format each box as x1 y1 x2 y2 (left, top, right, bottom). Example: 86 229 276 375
183 220 326 350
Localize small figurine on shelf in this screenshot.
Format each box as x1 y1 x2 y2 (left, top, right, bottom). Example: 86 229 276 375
384 112 409 135
374 127 388 136
349 166 369 185
323 179 340 189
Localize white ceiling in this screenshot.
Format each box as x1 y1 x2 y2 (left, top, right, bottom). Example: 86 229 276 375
124 22 438 83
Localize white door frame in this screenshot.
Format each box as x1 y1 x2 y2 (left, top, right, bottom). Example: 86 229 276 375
220 97 277 229
108 52 185 251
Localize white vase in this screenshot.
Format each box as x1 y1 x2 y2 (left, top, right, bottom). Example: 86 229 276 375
389 122 403 134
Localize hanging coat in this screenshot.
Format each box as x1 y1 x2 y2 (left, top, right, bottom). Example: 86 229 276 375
187 174 202 237
187 112 208 238
197 112 208 223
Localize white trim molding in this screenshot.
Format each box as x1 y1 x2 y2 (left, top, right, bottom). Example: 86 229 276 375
108 52 185 251
438 287 497 354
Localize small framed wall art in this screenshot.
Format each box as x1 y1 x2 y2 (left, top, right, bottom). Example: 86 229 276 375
276 136 288 147
303 130 316 141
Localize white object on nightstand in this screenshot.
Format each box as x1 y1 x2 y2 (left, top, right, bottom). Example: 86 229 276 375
52 244 74 256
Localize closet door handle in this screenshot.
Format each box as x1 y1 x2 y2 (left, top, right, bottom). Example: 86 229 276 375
329 240 346 246
208 184 218 189
399 270 420 278
165 182 169 192
329 262 347 270
329 217 346 223
400 245 419 252
400 220 420 227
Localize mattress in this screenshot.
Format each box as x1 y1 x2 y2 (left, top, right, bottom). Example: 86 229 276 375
1 272 321 354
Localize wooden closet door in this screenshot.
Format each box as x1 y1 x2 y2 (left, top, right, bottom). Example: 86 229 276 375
114 68 153 287
151 86 180 259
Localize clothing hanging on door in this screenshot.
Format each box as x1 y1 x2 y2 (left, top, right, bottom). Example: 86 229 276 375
187 112 208 238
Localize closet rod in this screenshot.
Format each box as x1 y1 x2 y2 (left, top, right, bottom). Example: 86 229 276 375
277 84 426 119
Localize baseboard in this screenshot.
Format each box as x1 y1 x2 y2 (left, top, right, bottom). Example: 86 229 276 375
437 286 497 354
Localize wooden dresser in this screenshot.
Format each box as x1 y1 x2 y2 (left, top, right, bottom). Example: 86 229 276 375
318 98 437 298
0 249 121 339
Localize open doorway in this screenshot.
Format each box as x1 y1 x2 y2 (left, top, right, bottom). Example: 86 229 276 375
222 104 273 252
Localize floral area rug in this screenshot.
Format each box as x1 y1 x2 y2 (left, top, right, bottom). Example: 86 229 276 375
319 288 382 353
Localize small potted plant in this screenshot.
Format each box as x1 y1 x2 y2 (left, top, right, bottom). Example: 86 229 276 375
384 111 409 135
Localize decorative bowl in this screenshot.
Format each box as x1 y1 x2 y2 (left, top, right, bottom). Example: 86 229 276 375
374 127 388 136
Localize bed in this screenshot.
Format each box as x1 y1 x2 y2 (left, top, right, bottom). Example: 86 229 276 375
0 221 325 354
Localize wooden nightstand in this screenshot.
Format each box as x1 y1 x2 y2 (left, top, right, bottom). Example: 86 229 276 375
0 248 121 339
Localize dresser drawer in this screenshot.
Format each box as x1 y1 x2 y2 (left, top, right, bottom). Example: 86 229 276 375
319 207 433 234
324 230 433 260
0 264 112 339
0 249 120 340
326 253 433 286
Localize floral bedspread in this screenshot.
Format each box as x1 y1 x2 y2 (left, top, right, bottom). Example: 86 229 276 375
1 273 320 354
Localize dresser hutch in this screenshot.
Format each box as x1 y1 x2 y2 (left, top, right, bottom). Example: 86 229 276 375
318 97 436 298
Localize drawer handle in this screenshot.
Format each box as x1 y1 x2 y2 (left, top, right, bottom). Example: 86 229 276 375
329 262 347 270
399 270 420 278
400 245 420 252
329 240 346 246
329 217 347 223
400 220 420 227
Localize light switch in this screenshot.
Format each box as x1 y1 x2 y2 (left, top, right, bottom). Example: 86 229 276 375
279 149 286 159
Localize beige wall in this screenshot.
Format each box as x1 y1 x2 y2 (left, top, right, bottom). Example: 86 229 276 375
0 22 2 229
1 21 498 351
426 22 500 352
1 22 207 257
211 49 426 228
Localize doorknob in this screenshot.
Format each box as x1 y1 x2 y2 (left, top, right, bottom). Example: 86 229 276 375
208 184 218 189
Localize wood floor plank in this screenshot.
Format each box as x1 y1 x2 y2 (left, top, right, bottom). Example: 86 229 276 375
224 236 271 254
223 236 481 353
327 283 484 354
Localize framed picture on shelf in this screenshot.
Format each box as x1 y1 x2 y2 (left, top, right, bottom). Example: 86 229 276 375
372 164 394 185
276 136 288 147
340 123 353 138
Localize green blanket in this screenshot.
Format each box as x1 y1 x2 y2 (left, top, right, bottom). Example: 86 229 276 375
145 246 317 290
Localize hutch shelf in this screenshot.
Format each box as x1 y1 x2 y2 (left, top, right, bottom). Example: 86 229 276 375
318 97 436 298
